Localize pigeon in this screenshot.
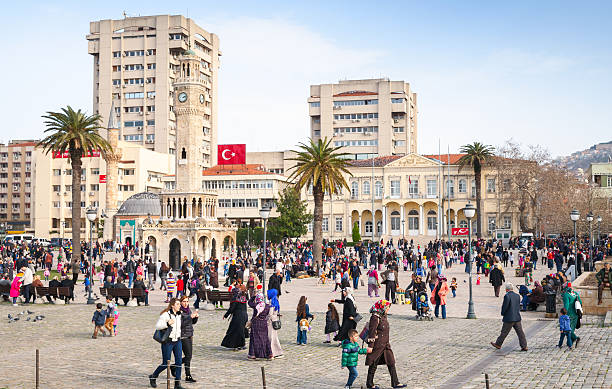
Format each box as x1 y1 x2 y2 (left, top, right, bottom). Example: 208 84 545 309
8 314 13 320
26 310 34 315
35 315 45 321
18 311 26 316
26 317 31 321
32 318 37 322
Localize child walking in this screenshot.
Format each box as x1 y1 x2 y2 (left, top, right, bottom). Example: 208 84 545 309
104 296 115 335
296 296 314 345
92 303 108 338
43 268 50 282
558 308 572 349
450 277 457 297
341 329 369 389
324 303 340 343
166 271 176 302
112 307 120 336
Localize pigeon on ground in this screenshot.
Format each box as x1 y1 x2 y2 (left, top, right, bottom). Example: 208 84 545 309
26 317 31 321
18 311 26 315
35 315 45 321
8 314 13 320
32 318 37 322
27 310 34 315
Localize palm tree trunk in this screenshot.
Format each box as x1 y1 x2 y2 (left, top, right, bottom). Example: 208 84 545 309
474 167 483 239
312 184 324 269
70 152 82 281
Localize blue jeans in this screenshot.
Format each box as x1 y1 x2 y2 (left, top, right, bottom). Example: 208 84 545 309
128 272 134 288
346 366 358 387
151 340 182 381
353 276 359 290
435 303 446 319
558 331 573 347
285 270 291 282
451 289 456 297
437 264 442 274
297 325 307 344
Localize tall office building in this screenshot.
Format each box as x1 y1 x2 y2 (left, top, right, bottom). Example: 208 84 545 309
308 79 418 159
87 14 220 163
0 141 36 231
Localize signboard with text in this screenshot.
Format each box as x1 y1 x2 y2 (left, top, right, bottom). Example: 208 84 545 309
52 150 100 159
99 175 107 183
451 227 469 236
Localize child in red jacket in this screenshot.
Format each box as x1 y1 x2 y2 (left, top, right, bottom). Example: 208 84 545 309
176 278 184 298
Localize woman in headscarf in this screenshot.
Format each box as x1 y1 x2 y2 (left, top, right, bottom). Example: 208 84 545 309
405 274 426 311
221 285 248 350
365 300 406 389
527 281 545 310
367 266 380 298
562 282 583 347
431 275 449 319
267 288 283 358
247 285 272 360
332 287 357 342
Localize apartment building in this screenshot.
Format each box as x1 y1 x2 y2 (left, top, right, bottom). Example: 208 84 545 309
0 141 36 231
87 14 220 164
33 141 174 240
308 79 418 160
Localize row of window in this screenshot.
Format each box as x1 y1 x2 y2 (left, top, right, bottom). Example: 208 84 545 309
52 168 99 176
334 140 378 147
348 178 500 199
334 127 378 134
218 199 259 208
334 113 379 120
0 152 32 158
203 180 275 190
333 99 378 106
53 184 101 192
124 135 143 141
123 92 156 99
112 49 156 57
124 120 155 127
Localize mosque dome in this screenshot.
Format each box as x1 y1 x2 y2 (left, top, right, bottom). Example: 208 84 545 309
184 49 196 56
116 192 161 216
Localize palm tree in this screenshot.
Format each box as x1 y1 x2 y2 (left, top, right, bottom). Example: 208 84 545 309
457 142 495 238
287 138 352 268
38 106 113 280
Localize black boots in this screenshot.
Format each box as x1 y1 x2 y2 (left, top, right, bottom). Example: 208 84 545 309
148 375 157 388
185 376 197 383
174 381 185 389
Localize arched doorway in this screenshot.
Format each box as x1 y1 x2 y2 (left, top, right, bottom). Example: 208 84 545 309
169 239 181 270
198 236 208 259
125 236 132 247
223 236 234 252
146 236 157 261
211 238 217 259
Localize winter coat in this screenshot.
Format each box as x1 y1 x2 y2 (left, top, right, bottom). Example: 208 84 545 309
489 267 505 287
559 314 571 332
92 310 107 326
325 310 340 334
341 339 367 367
431 280 450 305
10 276 21 297
180 310 198 339
365 313 395 366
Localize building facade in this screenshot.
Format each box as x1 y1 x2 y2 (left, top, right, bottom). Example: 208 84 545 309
87 14 219 162
308 79 418 159
0 141 36 232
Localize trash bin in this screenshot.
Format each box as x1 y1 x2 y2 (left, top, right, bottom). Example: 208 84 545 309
545 288 557 314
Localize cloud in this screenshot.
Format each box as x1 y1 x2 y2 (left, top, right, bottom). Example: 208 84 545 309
482 48 574 76
207 17 386 151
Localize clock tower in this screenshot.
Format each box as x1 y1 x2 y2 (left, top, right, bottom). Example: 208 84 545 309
173 49 213 192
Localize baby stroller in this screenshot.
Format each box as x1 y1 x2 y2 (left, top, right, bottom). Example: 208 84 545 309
416 290 434 321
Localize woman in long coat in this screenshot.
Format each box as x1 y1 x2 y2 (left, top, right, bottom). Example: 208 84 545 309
365 300 406 388
267 289 283 358
562 283 583 347
247 288 272 360
332 287 357 342
221 286 248 350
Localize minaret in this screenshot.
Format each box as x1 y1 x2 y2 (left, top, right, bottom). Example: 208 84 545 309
173 49 212 192
104 102 122 240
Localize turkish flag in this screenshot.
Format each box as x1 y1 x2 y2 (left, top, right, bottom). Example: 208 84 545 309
218 144 246 165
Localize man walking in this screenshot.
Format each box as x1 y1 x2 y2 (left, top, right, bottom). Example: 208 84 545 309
491 282 528 351
489 263 505 297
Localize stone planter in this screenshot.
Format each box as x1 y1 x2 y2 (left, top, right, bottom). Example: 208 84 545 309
572 271 611 316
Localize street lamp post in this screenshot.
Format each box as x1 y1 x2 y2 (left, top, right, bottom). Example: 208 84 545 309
596 216 602 246
259 204 271 301
586 212 593 271
401 218 405 241
464 202 476 319
85 207 97 305
570 209 579 258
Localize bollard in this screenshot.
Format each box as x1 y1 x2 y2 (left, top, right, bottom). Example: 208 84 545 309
484 373 490 389
36 349 40 389
167 365 171 389
261 366 267 389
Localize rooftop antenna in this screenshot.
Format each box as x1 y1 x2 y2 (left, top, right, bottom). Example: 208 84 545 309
122 11 127 19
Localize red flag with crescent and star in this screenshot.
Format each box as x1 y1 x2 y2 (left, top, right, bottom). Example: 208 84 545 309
217 144 246 165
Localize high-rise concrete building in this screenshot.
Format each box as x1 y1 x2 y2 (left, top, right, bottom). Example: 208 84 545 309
0 141 36 231
308 78 418 159
87 14 219 161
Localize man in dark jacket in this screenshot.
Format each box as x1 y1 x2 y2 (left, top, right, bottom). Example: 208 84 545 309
125 258 136 288
491 282 527 351
268 269 283 296
489 264 505 297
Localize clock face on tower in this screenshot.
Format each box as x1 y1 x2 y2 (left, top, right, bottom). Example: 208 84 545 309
178 92 188 103
199 94 205 104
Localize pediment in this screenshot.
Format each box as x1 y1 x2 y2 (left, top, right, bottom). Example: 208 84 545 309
386 153 441 168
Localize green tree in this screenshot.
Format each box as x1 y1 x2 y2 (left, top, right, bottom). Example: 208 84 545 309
351 222 361 243
287 137 352 268
38 106 113 278
457 142 495 238
267 187 312 243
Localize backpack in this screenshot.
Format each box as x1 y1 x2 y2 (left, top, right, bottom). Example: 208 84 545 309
299 318 310 331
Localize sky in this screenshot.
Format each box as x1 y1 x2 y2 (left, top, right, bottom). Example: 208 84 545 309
0 1 610 157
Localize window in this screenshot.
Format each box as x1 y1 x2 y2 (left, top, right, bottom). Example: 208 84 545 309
393 140 406 147
390 180 400 198
90 184 99 191
245 199 258 208
446 180 454 197
458 179 467 193
390 211 400 232
124 106 142 113
471 180 476 197
147 120 155 126
487 178 496 193
124 121 144 127
334 113 378 120
65 185 72 192
502 179 511 192
125 92 144 99
408 210 419 230
53 169 61 176
112 79 121 86
309 102 320 108
147 105 155 112
350 182 359 199
91 168 100 175
427 210 438 231
393 127 404 133
147 63 156 70
80 185 86 192
365 221 373 234
52 185 61 192
459 220 468 228
377 221 382 235
146 77 155 84
333 99 378 106
488 216 496 232
218 199 231 208
123 78 144 85
147 91 156 98
607 176 612 187
334 127 378 134
113 51 121 58
52 201 60 208
335 217 343 232
375 181 383 199
231 199 245 208
362 181 370 195
308 221 313 232
122 169 135 176
124 135 143 141
408 179 418 197
503 215 512 229
146 49 156 56
427 179 437 197
391 98 405 103
124 64 144 71
124 50 145 57
322 217 329 232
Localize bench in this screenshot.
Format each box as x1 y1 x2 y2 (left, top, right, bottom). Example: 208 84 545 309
196 289 232 303
33 286 71 299
0 284 9 295
99 287 145 304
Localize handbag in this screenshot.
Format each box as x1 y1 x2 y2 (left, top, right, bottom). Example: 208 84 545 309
153 325 172 344
272 319 282 330
353 313 363 323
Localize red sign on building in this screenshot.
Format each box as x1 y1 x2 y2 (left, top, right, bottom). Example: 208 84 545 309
217 144 246 165
451 227 469 236
99 175 107 183
52 150 100 159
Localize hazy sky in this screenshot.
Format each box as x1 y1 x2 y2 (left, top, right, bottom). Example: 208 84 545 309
1 1 610 156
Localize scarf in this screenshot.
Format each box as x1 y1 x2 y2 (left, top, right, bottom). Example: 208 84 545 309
267 289 280 312
254 293 265 316
180 304 191 315
369 299 390 315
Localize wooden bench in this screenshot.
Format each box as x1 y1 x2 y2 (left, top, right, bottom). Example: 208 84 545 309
33 286 72 301
0 284 9 295
196 289 232 303
99 287 145 304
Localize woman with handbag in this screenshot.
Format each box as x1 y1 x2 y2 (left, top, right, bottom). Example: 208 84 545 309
267 289 283 357
562 283 583 347
247 285 272 360
149 298 185 389
221 285 248 350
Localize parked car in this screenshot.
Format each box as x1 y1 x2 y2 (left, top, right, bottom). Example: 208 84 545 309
32 238 51 247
